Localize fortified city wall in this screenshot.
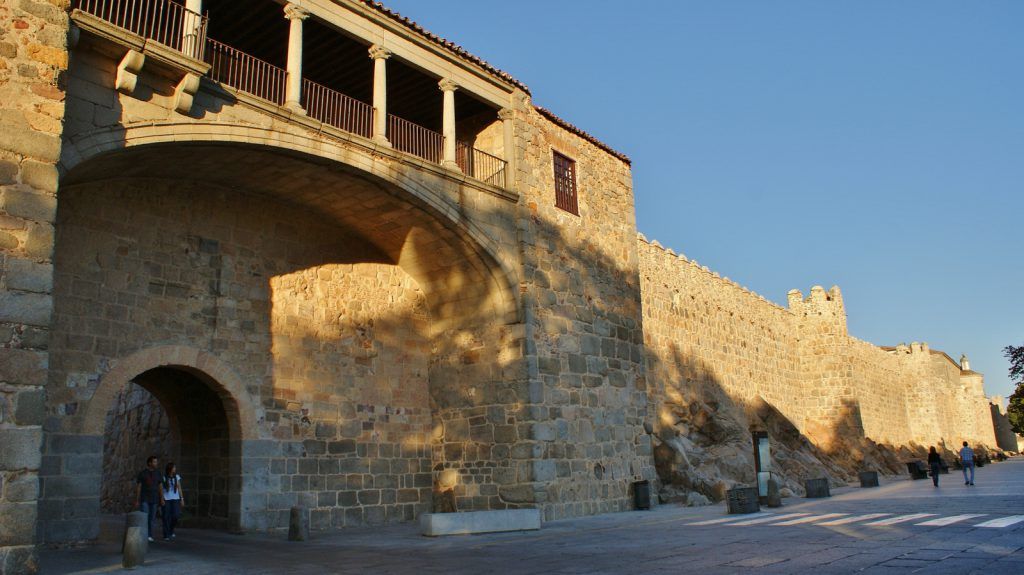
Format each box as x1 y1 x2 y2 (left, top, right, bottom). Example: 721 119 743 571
638 236 998 499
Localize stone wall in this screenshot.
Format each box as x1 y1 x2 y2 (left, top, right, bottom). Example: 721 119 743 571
0 0 68 573
990 399 1018 453
100 382 172 514
40 177 448 536
511 103 655 520
638 236 998 499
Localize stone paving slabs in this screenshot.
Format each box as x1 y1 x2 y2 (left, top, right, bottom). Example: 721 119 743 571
41 458 1024 574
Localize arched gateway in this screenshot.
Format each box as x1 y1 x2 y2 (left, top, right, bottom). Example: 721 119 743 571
39 126 528 541
85 346 251 532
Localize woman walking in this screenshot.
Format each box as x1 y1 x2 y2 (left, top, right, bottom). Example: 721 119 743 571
161 462 185 541
927 446 942 487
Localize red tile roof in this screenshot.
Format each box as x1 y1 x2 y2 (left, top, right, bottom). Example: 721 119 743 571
359 1 529 93
360 2 631 166
534 106 632 165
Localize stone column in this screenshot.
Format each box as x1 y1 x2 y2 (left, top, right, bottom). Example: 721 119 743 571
0 2 69 573
439 78 460 171
497 107 515 188
283 3 310 111
182 0 203 58
369 45 392 146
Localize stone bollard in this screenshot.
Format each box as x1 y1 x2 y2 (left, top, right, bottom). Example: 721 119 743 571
859 471 880 488
804 478 831 498
289 506 309 541
766 479 782 507
123 511 148 569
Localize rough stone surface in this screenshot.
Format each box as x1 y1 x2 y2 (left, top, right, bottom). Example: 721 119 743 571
0 0 67 569
100 384 172 514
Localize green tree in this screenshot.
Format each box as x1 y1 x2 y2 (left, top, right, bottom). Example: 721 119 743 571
1005 345 1024 435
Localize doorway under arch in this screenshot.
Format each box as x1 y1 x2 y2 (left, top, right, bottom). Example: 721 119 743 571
100 366 242 531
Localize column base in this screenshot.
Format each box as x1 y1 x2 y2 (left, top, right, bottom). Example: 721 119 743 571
442 160 462 172
284 101 305 114
372 135 392 147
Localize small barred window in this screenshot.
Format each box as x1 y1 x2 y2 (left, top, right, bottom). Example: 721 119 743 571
552 151 579 215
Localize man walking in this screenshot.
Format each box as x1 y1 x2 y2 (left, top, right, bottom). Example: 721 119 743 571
135 456 164 542
959 442 975 486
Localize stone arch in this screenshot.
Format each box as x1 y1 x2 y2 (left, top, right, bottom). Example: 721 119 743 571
82 345 258 440
59 121 520 327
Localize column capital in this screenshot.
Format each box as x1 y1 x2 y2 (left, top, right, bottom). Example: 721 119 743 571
368 45 392 60
497 108 515 121
438 78 459 92
283 3 310 20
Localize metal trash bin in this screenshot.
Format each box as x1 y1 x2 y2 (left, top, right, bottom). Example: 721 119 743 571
858 471 880 488
726 486 760 514
633 480 651 510
804 477 831 498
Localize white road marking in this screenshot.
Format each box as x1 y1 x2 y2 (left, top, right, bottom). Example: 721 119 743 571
686 513 772 526
771 513 848 526
730 513 811 526
817 513 892 526
916 514 986 526
974 515 1024 528
864 513 937 526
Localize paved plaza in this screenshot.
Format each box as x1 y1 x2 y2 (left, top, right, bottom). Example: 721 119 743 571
43 458 1024 574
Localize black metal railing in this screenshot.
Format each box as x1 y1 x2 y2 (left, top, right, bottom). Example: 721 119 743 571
74 0 208 60
74 1 510 188
457 141 506 188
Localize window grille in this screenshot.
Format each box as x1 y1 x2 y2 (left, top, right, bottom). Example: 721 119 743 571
553 151 578 215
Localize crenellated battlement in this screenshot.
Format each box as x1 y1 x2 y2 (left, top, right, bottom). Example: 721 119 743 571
637 233 790 313
639 232 995 452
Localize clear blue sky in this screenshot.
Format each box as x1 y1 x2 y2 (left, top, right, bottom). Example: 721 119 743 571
383 0 1024 399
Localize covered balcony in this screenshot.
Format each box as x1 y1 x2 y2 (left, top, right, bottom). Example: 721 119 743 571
72 0 511 189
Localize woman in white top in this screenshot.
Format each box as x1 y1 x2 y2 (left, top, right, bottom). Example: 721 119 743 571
161 462 185 541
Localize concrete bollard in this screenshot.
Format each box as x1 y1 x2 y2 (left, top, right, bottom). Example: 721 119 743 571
288 506 309 541
122 511 148 569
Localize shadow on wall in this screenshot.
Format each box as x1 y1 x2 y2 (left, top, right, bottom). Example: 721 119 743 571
650 345 922 503
52 38 946 530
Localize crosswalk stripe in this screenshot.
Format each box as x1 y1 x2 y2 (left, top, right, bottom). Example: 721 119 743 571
771 513 847 526
974 515 1024 528
817 513 892 526
730 513 811 526
916 514 986 526
686 513 772 526
864 513 936 526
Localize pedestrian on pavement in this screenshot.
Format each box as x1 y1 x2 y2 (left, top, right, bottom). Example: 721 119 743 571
959 441 976 486
928 446 942 487
161 462 184 541
135 455 164 542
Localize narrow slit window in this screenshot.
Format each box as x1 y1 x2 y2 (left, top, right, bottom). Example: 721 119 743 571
553 151 579 215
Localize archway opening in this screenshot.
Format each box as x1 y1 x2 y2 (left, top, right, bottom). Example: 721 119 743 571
100 367 239 531
44 139 523 541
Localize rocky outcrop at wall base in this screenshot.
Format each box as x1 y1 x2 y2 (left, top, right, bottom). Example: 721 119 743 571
101 384 173 514
652 377 911 503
